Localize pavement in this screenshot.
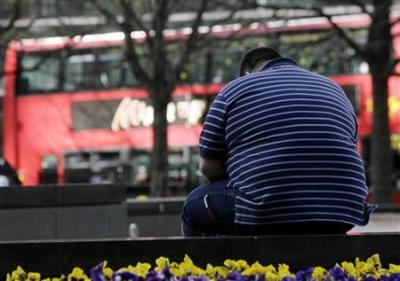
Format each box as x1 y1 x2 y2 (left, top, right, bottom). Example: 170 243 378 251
351 212 400 233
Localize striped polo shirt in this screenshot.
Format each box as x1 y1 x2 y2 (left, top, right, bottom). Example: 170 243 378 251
199 57 375 226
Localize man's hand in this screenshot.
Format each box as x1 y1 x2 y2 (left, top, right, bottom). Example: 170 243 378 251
199 156 226 182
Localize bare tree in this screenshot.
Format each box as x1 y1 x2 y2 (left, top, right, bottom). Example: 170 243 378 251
0 0 23 74
93 0 242 196
367 0 395 204
314 0 395 204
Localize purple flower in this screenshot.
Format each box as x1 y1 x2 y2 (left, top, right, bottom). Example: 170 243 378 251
146 270 170 281
161 268 173 280
179 276 190 281
329 266 347 281
364 277 377 281
90 263 107 281
226 271 250 281
192 277 207 281
389 273 400 281
257 275 266 281
296 268 313 281
145 268 174 281
112 271 140 281
179 277 206 281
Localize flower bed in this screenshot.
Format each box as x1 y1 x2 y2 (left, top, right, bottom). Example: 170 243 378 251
6 254 400 281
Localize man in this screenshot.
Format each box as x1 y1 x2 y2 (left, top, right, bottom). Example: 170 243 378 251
181 47 375 236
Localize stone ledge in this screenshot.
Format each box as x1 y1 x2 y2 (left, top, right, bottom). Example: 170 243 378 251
0 234 399 278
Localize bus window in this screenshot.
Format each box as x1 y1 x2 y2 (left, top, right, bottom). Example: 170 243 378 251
64 47 124 91
280 29 366 75
124 45 150 87
40 154 58 184
130 151 151 185
210 47 242 82
97 50 124 88
64 152 91 183
209 36 278 83
18 51 61 94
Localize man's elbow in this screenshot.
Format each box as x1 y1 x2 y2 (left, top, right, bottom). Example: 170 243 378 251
199 157 226 182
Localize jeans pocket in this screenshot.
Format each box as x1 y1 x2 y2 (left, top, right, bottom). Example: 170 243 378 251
204 194 236 233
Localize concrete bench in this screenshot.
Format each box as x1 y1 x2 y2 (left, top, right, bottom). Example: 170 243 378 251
0 184 127 240
1 234 400 277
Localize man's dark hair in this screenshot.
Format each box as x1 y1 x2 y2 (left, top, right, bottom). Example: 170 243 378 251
239 47 281 76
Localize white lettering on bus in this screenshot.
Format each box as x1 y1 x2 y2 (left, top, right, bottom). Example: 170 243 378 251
111 97 207 131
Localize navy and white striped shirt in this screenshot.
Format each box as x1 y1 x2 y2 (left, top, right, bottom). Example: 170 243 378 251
199 57 374 226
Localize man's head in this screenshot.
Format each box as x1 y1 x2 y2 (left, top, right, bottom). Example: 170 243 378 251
239 47 281 76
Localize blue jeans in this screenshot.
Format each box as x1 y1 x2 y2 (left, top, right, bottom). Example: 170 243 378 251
181 180 236 236
181 180 354 236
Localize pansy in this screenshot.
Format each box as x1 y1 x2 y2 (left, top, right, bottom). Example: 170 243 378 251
111 270 139 281
6 253 400 281
126 263 152 278
7 266 27 281
340 261 357 279
277 264 295 281
311 266 327 281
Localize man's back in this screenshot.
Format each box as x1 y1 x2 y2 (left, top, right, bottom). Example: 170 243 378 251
200 58 371 227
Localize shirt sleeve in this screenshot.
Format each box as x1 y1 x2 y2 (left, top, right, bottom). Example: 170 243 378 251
199 93 228 159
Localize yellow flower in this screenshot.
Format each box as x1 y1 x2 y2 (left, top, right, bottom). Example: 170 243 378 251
10 266 27 281
341 261 358 279
126 263 151 278
180 255 205 276
155 257 170 272
311 266 327 281
224 260 240 271
389 264 400 274
169 262 186 278
204 264 230 279
223 259 250 272
52 275 66 281
103 267 113 280
242 262 276 277
205 263 216 278
67 267 89 281
237 260 250 271
265 271 279 281
366 254 386 279
27 272 41 281
242 261 265 276
278 264 295 280
215 266 230 278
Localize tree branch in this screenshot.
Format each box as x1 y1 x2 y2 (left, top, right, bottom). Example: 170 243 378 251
0 0 22 34
92 0 150 86
174 0 209 80
149 0 173 90
91 0 120 26
312 6 368 61
120 0 154 51
346 0 372 16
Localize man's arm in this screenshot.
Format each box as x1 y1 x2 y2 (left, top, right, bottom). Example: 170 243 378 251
198 93 228 181
199 156 226 182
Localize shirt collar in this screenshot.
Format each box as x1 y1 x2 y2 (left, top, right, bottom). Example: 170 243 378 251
260 57 298 71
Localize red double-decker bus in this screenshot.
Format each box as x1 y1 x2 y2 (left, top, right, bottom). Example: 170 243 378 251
3 13 400 194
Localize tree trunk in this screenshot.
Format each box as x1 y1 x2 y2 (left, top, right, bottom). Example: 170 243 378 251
370 73 393 203
150 86 171 197
368 0 393 203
